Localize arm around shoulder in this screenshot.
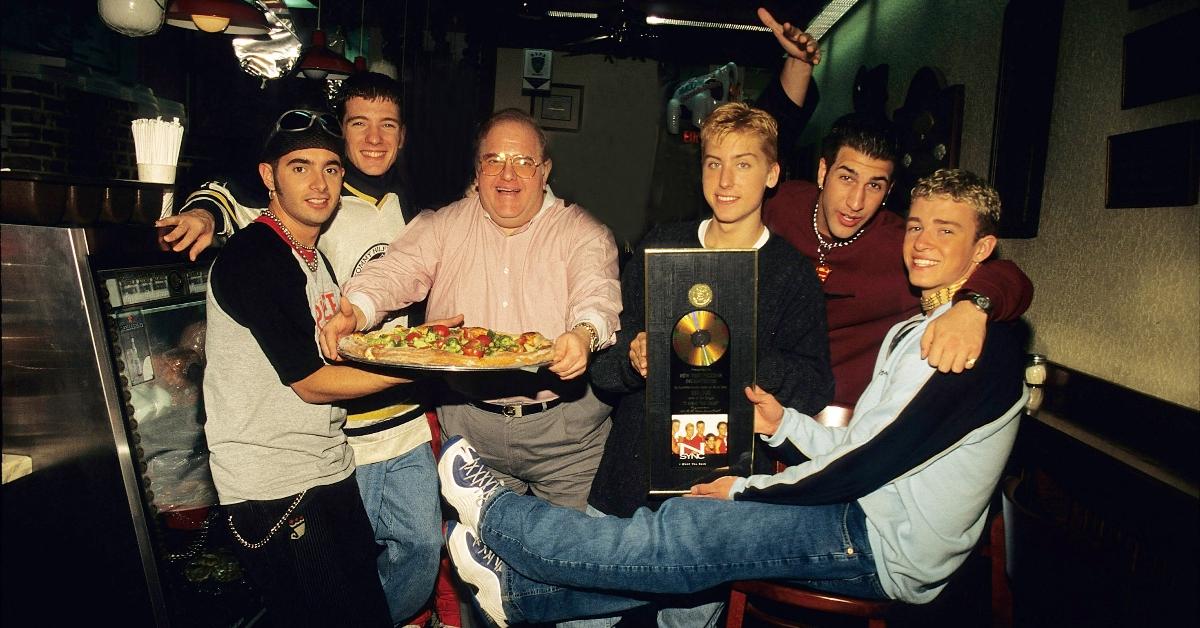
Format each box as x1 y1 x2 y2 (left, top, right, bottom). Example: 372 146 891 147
960 258 1033 321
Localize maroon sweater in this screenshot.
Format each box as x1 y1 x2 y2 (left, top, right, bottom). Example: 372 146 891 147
763 180 1033 407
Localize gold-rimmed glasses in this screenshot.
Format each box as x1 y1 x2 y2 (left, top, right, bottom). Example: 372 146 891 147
478 153 543 179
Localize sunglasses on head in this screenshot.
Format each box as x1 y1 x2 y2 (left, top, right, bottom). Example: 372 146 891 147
272 109 343 138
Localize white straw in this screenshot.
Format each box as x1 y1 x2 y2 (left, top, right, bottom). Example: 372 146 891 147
131 117 185 166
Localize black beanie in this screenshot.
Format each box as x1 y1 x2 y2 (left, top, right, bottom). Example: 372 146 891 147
260 112 343 164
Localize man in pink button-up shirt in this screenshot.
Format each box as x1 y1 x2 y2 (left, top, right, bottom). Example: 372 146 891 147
321 108 621 511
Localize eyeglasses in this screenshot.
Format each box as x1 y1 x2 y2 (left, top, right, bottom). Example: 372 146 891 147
272 109 343 138
478 153 543 179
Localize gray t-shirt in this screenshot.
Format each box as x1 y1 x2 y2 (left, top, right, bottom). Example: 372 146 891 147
203 221 353 504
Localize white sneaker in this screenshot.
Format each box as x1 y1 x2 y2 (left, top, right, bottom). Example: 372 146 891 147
446 521 508 628
439 436 501 532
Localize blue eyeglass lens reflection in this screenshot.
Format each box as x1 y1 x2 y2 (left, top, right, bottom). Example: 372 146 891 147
480 154 540 178
276 110 343 137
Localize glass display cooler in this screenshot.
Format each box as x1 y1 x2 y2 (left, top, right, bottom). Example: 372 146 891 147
2 221 265 626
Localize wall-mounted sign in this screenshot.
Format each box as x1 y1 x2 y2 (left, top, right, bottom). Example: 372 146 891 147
523 49 553 92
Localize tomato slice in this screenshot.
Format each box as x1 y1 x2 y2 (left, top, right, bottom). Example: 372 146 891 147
429 324 451 337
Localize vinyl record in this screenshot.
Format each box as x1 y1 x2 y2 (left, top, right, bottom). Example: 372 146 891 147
672 310 730 366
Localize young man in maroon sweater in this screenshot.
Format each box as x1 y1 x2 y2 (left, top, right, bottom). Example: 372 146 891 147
761 114 1031 409
756 8 1032 410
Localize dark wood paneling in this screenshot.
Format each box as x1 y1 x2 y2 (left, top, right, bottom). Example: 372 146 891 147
988 0 1065 238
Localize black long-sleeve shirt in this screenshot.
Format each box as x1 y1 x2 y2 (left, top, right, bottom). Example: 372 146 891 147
587 221 833 517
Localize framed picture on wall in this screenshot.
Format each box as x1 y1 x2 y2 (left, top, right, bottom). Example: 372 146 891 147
1120 8 1199 110
531 84 583 132
1106 121 1200 208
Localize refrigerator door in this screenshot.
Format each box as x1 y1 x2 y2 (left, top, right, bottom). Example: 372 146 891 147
2 223 162 625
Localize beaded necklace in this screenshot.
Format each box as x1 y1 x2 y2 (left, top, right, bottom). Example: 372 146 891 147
261 209 318 272
812 199 866 283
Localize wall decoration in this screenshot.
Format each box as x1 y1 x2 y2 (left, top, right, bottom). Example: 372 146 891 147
531 84 584 132
988 0 1066 238
852 64 889 117
1121 8 1200 109
1106 121 1200 208
890 67 964 218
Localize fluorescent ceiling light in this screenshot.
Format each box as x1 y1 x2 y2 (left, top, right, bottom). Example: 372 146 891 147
805 0 860 40
547 11 599 19
646 16 769 31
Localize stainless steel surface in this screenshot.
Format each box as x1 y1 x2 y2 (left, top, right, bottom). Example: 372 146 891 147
1 223 166 625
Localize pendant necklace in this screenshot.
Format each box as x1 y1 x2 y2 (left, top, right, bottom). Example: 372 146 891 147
812 199 865 283
261 209 318 273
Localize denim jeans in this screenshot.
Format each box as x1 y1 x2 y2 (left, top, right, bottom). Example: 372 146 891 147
356 444 443 625
554 506 723 628
479 490 886 624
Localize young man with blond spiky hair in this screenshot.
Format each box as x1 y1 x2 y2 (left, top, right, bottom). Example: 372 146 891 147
437 169 1027 626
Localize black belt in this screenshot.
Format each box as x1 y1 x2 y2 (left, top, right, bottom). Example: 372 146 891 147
468 399 563 418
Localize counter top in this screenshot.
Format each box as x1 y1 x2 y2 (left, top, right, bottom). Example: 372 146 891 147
0 170 169 226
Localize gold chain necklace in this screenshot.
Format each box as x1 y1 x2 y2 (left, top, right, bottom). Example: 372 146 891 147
920 276 970 313
262 209 318 272
812 199 866 283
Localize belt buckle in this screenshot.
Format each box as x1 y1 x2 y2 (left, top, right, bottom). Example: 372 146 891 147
503 404 520 418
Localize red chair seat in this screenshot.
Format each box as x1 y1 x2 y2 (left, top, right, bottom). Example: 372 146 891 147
726 580 894 628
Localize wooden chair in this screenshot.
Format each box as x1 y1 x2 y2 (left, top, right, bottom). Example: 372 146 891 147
725 580 894 628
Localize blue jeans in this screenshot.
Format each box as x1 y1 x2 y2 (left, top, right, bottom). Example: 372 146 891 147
480 490 886 624
356 444 443 625
554 506 723 628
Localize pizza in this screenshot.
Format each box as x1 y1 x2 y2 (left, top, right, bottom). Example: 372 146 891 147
339 324 554 369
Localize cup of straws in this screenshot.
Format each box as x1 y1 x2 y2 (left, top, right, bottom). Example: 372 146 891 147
132 117 185 217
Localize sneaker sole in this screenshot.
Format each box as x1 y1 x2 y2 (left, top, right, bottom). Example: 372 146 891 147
446 522 508 628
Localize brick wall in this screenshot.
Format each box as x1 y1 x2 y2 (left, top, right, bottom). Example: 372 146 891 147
1 59 184 181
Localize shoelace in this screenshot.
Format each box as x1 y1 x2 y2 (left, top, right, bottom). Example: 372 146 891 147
470 534 505 572
461 457 502 495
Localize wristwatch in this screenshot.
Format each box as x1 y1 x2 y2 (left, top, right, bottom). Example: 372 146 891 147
955 291 993 316
573 322 600 352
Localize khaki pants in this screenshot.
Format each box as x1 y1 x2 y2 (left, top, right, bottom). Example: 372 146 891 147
438 384 612 511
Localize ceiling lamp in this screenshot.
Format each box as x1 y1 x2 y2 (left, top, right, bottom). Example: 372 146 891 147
98 0 166 37
295 0 354 80
296 29 354 80
165 0 271 35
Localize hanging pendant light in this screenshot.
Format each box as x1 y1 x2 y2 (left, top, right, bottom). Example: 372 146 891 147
165 0 271 35
98 0 166 37
296 0 354 80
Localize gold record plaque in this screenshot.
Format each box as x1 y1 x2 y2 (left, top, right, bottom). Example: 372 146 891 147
644 249 757 495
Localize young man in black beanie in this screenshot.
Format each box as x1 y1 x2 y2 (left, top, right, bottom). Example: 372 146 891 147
160 75 448 626
202 109 412 627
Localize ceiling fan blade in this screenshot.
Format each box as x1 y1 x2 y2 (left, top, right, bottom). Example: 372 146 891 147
567 33 613 47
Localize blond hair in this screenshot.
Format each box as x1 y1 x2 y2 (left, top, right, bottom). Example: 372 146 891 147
910 169 1002 238
700 102 778 164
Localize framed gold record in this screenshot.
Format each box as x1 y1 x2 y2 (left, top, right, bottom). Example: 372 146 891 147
671 310 730 367
645 248 757 496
